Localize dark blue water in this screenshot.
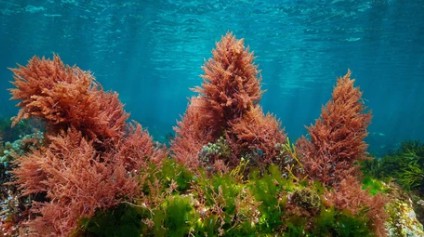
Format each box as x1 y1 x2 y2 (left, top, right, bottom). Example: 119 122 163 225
1 0 423 155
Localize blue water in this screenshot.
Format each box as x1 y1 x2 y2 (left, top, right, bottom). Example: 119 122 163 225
0 0 423 155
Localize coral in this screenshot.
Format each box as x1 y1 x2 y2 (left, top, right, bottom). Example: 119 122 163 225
8 55 164 236
171 33 286 172
297 71 371 187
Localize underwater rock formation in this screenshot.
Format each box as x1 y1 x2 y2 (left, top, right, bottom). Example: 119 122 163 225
383 183 424 237
9 56 165 236
171 33 286 171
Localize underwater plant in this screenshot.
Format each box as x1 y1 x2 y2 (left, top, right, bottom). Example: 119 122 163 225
10 55 128 145
324 175 387 237
0 118 42 143
2 34 416 237
171 32 286 172
362 141 424 226
0 131 44 236
8 55 165 236
13 129 141 235
295 71 388 236
297 70 371 187
78 159 381 237
364 141 424 194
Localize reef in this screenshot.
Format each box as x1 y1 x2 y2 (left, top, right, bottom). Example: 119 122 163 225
0 33 422 236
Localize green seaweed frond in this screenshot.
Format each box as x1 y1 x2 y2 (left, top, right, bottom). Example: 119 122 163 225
397 160 424 191
76 203 143 237
230 157 249 181
362 177 389 196
362 141 424 195
279 137 304 182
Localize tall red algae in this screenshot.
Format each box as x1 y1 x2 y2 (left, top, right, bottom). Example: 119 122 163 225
9 55 164 236
171 33 286 171
195 32 262 128
10 55 128 144
296 71 386 236
297 71 371 187
172 97 214 169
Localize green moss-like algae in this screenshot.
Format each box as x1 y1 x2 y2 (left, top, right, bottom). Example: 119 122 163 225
79 159 376 237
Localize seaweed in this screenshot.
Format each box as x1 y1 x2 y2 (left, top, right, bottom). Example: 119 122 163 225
313 209 374 237
364 141 424 195
75 160 382 237
171 33 286 172
1 33 401 236
77 203 143 237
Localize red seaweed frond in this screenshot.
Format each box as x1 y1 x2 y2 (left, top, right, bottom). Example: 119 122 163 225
297 71 371 186
171 97 214 169
13 129 139 236
10 55 128 143
9 55 165 235
171 33 285 171
194 32 262 132
117 122 167 171
324 176 387 237
228 106 286 168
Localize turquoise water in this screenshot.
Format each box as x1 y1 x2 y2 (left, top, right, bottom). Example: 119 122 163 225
0 0 423 155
